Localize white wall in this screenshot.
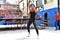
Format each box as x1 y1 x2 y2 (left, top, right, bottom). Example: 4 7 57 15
19 0 27 16
43 0 58 10
23 0 27 16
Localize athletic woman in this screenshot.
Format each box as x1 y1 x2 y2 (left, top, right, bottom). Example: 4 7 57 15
27 4 40 36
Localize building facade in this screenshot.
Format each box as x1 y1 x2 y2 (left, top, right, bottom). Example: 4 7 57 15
36 0 58 26
19 0 38 16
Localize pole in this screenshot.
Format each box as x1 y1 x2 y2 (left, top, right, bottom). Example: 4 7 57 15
58 0 59 12
27 0 28 15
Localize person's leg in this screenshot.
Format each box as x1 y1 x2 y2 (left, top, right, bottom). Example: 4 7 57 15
59 20 60 30
57 20 60 30
33 21 39 36
27 20 32 34
55 20 59 30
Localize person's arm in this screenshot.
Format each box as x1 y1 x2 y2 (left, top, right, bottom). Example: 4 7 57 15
35 7 40 13
35 9 37 13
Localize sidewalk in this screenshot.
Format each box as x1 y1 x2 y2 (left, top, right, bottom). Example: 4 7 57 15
0 29 60 40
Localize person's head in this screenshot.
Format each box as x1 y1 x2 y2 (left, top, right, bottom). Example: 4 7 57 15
55 11 59 15
29 4 35 9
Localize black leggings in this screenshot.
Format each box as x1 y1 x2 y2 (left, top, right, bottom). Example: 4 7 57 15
27 19 39 35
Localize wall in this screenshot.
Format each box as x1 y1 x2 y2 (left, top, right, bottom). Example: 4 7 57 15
36 0 58 27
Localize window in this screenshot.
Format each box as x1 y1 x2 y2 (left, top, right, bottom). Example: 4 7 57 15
37 0 42 6
0 5 1 7
13 5 17 8
44 0 47 4
44 0 53 4
4 5 7 9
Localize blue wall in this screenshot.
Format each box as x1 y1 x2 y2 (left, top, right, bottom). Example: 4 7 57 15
36 7 58 27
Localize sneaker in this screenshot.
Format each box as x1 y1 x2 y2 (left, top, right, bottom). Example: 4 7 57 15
28 33 30 37
37 34 39 37
37 34 39 40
